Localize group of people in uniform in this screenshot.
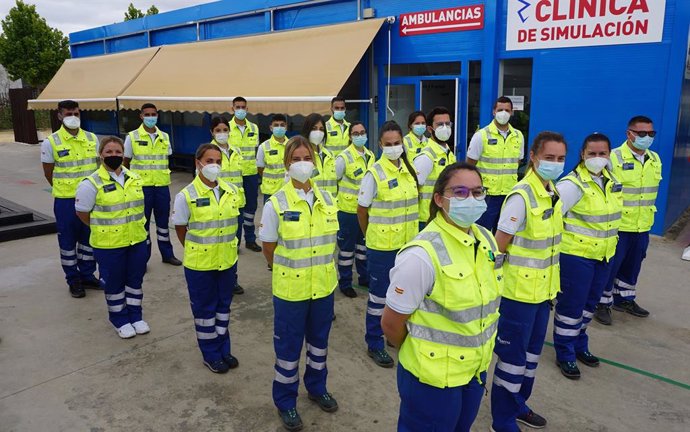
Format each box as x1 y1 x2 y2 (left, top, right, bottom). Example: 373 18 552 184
40 95 664 432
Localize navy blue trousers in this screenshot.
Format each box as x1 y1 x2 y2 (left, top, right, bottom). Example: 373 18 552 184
337 211 368 291
491 298 550 432
365 249 397 350
397 364 486 432
600 231 649 306
239 174 259 244
142 186 174 261
273 293 334 411
477 194 506 233
184 265 236 362
92 241 147 328
54 198 96 285
554 253 612 361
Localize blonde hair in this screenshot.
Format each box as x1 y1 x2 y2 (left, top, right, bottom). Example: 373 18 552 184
99 136 124 154
283 135 315 168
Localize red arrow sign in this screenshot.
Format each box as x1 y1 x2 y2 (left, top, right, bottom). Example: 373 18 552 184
400 5 484 37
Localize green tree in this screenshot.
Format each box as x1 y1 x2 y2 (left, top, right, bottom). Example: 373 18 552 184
0 0 70 87
146 5 159 16
124 3 145 21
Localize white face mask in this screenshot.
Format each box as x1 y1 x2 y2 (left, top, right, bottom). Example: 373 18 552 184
62 115 80 130
200 163 221 182
495 111 511 126
289 161 314 183
214 133 229 145
584 157 609 175
434 125 452 142
382 145 404 160
309 130 325 146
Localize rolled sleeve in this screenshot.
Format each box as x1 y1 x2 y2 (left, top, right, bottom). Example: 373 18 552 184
40 138 54 163
385 247 436 314
74 180 97 212
258 200 279 242
357 172 377 207
171 192 191 226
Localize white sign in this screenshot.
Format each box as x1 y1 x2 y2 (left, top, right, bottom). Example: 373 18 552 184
506 0 667 51
507 95 525 111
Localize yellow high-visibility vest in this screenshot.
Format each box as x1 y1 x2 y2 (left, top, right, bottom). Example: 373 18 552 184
259 136 288 196
337 144 374 214
229 117 259 176
324 116 350 156
313 147 338 197
403 132 427 156
475 122 523 196
416 139 457 223
128 125 171 186
48 127 98 198
214 141 245 207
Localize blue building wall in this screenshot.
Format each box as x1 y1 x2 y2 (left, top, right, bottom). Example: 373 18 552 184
67 0 690 234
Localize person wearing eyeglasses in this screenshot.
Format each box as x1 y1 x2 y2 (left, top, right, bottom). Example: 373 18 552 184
552 133 623 380
357 120 419 368
593 116 662 325
414 107 457 230
300 113 338 197
467 96 525 233
381 162 502 432
334 121 375 298
403 111 428 157
490 132 566 432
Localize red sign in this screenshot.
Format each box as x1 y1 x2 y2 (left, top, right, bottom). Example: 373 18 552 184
399 5 484 37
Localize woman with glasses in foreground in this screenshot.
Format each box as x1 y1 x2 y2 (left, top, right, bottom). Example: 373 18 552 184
381 162 503 432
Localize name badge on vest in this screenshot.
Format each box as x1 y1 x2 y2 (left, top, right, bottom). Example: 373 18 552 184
612 183 623 193
388 178 399 189
439 158 447 167
57 149 70 157
248 132 255 137
283 211 301 221
415 148 422 153
268 150 278 156
488 138 498 145
622 162 635 170
494 253 505 269
195 197 210 207
353 168 363 177
329 131 338 136
542 208 554 220
137 140 148 146
103 183 117 193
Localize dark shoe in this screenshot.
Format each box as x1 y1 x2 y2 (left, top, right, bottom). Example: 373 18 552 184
162 256 183 266
367 349 394 368
517 410 547 429
245 241 262 252
233 284 245 295
341 287 357 298
222 354 239 369
593 304 613 325
203 359 230 374
268 263 273 272
576 351 600 367
278 408 303 432
556 360 581 380
69 281 85 298
81 277 102 289
308 392 339 413
332 313 336 321
612 300 649 317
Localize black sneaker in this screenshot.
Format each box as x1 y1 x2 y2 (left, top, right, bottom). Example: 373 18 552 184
245 241 262 252
593 304 613 325
278 408 303 431
203 359 230 374
556 360 581 380
233 283 245 295
367 349 394 368
222 354 239 369
81 277 102 289
517 410 547 429
612 300 649 317
69 281 85 298
162 256 183 266
308 392 339 413
576 351 600 367
341 287 357 298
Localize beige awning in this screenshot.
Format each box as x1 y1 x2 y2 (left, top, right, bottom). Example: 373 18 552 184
28 47 160 111
118 19 385 115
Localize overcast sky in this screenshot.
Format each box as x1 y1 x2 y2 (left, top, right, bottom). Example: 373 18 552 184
0 0 206 36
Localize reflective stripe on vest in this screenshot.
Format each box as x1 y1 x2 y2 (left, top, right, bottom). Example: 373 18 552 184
475 124 522 196
128 127 171 186
337 145 374 213
50 128 98 198
416 140 456 222
324 117 350 156
313 149 338 197
230 119 259 176
260 137 287 196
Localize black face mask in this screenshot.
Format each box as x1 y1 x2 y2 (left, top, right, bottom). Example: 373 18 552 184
103 156 123 170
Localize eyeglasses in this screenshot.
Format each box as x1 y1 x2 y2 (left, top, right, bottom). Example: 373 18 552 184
434 122 453 128
628 129 657 138
351 132 367 137
444 186 487 200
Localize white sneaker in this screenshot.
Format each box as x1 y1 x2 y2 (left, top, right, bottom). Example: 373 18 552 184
132 320 150 335
682 246 690 261
116 323 136 339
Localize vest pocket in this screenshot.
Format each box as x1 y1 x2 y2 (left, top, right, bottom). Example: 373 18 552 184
513 268 539 302
448 346 479 384
415 341 449 388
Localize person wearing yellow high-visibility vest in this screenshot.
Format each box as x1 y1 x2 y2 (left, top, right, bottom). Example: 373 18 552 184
41 100 99 298
257 114 289 202
403 111 428 157
324 96 350 156
123 103 182 267
335 121 375 298
173 144 243 374
208 116 247 295
357 121 419 369
594 116 663 325
382 162 502 432
259 136 340 431
552 133 623 380
301 113 338 197
467 96 525 233
75 137 148 339
490 132 566 432
229 96 262 253
414 106 457 230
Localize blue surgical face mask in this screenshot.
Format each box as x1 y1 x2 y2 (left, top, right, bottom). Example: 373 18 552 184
272 126 286 138
143 116 157 128
535 160 565 181
632 135 654 151
234 109 247 120
412 124 426 137
333 110 346 121
352 135 367 148
444 196 487 228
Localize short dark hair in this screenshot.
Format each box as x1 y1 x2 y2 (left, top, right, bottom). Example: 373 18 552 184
209 116 229 132
494 96 514 110
528 131 568 170
300 113 325 140
407 111 426 129
57 100 79 112
196 143 221 160
331 96 346 105
578 133 611 165
271 114 287 123
429 162 483 222
141 103 157 111
628 115 653 127
426 106 451 127
232 96 247 105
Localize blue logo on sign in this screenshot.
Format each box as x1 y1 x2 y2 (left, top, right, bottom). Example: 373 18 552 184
517 0 531 23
